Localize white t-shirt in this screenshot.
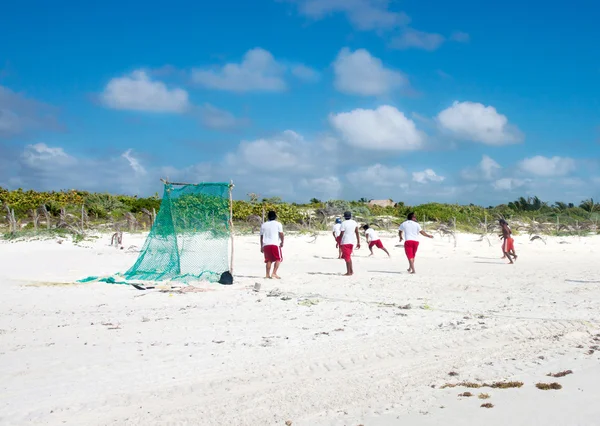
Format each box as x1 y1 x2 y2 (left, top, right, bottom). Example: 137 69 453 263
260 220 283 246
399 220 422 242
340 219 358 245
365 228 379 242
333 223 342 237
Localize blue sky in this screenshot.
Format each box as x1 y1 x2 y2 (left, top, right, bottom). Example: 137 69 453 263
1 0 598 205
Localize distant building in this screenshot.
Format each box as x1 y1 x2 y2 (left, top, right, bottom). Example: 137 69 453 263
368 199 396 208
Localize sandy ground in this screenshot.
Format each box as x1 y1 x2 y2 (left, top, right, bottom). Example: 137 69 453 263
1 230 600 426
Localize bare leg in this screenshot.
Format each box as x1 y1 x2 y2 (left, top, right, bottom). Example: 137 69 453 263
265 262 272 278
344 260 353 276
503 252 514 264
511 249 517 261
272 261 281 279
382 247 391 258
408 258 416 274
368 247 374 256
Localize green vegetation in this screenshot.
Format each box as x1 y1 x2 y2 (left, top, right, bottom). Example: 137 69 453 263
1 187 599 238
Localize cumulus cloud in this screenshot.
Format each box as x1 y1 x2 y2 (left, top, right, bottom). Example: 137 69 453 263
347 163 407 187
0 85 62 139
518 155 576 177
412 169 445 184
9 143 149 193
493 178 529 191
291 64 321 82
461 155 502 181
286 0 410 31
333 48 408 96
192 48 287 92
437 101 522 145
197 103 249 130
391 29 445 51
329 105 425 151
101 70 190 113
299 176 342 199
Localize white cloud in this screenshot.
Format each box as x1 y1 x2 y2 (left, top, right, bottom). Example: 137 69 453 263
0 86 61 139
518 156 576 177
333 48 408 96
101 70 190 113
412 169 445 184
197 104 249 130
330 105 425 151
192 48 287 92
121 149 147 175
225 130 311 173
437 101 522 145
287 0 410 31
299 176 342 199
291 64 320 82
12 143 150 193
493 178 529 191
391 29 445 51
450 31 470 42
461 155 502 181
347 164 407 187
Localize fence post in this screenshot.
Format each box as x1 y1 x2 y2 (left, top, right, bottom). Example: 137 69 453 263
453 217 457 248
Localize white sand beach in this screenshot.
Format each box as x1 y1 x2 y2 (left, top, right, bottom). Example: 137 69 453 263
1 231 600 425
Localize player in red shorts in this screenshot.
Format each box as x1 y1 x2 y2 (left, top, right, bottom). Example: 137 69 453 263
339 211 360 276
260 211 284 279
362 224 390 257
332 217 342 259
499 219 517 264
398 212 433 274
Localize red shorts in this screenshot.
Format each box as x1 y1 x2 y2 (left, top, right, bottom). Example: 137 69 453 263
369 240 384 249
335 236 342 245
404 240 419 259
340 244 353 261
263 245 282 263
503 238 514 252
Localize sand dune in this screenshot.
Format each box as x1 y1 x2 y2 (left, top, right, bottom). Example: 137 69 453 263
1 231 599 425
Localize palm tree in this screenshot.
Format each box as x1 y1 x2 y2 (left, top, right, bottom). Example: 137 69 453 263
553 201 568 211
579 198 596 212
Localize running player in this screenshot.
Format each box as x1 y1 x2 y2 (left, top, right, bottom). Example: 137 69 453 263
339 211 360 276
260 211 284 279
332 217 342 259
398 212 433 274
362 224 390 257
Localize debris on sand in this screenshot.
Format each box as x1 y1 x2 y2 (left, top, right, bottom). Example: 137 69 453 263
547 370 573 378
480 403 494 408
536 382 562 390
478 393 490 399
448 371 459 377
441 381 523 389
458 392 473 397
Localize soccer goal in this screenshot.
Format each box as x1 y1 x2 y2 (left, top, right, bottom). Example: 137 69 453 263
123 180 234 283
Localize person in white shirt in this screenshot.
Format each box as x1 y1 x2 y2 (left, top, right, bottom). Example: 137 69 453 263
260 211 284 279
339 211 360 276
398 212 433 274
332 217 342 259
362 224 390 257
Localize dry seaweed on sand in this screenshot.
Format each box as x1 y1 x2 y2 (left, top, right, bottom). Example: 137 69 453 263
441 381 522 389
458 392 473 397
480 403 494 408
478 393 491 399
486 381 524 389
536 382 562 390
448 371 459 377
441 382 482 389
547 370 573 378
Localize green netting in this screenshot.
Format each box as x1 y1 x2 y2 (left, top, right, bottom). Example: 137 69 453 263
122 182 231 283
